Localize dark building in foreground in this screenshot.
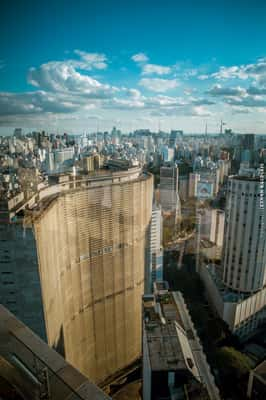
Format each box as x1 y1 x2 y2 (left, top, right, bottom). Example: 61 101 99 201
0 195 46 340
0 305 110 400
142 281 220 400
247 360 266 399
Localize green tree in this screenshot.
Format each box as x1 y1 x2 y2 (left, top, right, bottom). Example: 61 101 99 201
215 346 251 379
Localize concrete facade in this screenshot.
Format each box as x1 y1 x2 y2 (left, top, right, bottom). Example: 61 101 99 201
159 165 179 213
145 203 163 293
0 305 110 400
32 169 153 384
200 264 266 340
142 284 220 400
223 176 266 293
0 212 46 341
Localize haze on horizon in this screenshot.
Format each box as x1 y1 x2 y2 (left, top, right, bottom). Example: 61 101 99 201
1 0 266 135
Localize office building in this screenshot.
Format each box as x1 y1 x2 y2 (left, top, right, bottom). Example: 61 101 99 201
247 360 266 399
169 130 183 148
161 146 174 162
178 175 189 201
159 165 180 216
188 173 200 198
46 147 75 173
142 282 220 400
145 202 163 293
223 175 266 293
31 167 153 384
210 209 225 247
200 170 266 340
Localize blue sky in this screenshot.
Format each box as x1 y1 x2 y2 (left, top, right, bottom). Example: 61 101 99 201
1 0 266 134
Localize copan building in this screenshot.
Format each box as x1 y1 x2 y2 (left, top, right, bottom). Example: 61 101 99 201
7 167 153 386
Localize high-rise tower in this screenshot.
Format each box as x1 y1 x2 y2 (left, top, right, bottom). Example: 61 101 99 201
200 168 266 340
159 165 180 215
223 175 266 293
31 168 153 384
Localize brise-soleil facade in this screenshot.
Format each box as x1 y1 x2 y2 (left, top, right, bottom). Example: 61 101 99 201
32 168 153 384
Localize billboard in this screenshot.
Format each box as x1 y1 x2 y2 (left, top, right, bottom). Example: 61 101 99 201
196 181 214 199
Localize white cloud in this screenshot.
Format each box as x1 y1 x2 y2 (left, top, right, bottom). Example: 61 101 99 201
139 78 179 92
225 95 266 108
145 95 186 107
211 66 248 80
142 63 171 75
124 88 142 98
131 53 149 63
107 97 145 109
150 104 212 117
73 50 108 70
231 107 251 114
203 58 266 86
198 74 209 80
207 84 246 97
0 91 81 116
2 53 266 131
28 62 116 98
247 86 266 95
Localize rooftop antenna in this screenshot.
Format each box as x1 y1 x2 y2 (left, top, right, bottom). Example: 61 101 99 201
158 119 161 133
205 122 208 137
220 120 226 135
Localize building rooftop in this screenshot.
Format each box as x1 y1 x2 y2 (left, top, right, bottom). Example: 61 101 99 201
254 360 266 382
143 289 198 378
143 288 220 399
0 305 110 400
230 173 265 182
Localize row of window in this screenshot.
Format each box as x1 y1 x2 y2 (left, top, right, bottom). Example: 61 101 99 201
79 243 133 261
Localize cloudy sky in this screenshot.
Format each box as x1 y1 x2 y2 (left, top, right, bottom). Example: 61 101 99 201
1 0 266 134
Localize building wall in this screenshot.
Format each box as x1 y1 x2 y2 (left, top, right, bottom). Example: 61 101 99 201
200 264 266 339
210 210 225 247
142 329 152 400
145 204 163 293
223 177 266 293
0 305 110 400
160 166 179 212
230 288 266 338
179 176 189 201
33 173 153 384
188 173 200 198
0 222 46 340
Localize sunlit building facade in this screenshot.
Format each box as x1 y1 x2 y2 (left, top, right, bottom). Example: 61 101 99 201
32 168 153 384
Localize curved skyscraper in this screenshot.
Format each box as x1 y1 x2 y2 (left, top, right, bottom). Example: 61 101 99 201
32 168 153 384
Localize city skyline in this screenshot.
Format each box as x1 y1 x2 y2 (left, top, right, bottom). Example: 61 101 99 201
1 1 266 134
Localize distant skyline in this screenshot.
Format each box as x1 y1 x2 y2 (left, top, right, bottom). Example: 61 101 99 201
1 0 266 134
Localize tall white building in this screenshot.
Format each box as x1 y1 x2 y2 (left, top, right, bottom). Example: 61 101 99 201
46 147 75 173
161 146 174 162
200 170 266 340
188 172 200 198
145 203 163 293
223 175 266 293
210 210 225 247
